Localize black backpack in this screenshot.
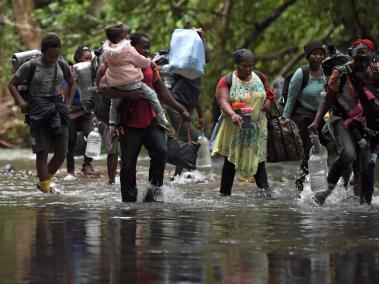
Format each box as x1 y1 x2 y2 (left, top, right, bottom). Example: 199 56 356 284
279 65 309 107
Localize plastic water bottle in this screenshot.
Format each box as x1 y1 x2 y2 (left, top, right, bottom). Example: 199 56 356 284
196 130 212 168
85 127 102 159
308 135 328 192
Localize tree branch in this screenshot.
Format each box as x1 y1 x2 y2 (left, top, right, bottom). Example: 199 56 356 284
242 0 297 48
255 46 298 61
348 0 370 38
0 16 44 33
278 24 336 76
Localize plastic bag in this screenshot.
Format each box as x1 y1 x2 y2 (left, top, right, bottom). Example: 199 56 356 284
166 139 200 170
169 29 205 80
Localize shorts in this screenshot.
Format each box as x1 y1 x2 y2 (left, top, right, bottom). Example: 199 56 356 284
97 121 120 154
30 125 68 154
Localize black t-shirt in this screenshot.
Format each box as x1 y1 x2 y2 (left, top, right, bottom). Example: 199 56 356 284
171 74 201 110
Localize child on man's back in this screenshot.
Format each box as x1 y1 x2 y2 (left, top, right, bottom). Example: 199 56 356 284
96 23 173 136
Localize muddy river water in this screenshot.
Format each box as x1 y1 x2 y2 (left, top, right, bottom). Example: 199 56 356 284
0 149 379 283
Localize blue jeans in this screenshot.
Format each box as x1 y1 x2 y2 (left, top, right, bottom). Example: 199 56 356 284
329 119 377 203
328 119 357 186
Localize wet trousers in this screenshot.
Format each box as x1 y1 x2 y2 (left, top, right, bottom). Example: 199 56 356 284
119 123 167 202
66 113 93 172
291 106 326 190
220 157 268 196
328 119 376 204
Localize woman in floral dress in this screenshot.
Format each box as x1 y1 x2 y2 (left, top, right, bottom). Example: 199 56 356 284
212 49 271 196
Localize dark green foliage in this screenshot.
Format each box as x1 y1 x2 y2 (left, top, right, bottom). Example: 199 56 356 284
2 0 379 128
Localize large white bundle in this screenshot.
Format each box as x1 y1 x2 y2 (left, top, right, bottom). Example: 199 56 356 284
169 29 205 80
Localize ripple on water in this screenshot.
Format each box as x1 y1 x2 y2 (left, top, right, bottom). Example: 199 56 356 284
1 163 379 215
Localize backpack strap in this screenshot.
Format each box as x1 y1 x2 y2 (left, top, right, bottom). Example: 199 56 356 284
27 58 38 84
331 64 352 119
225 70 261 90
57 58 71 81
253 70 266 85
299 65 309 90
335 65 348 92
90 55 103 83
345 63 367 102
226 72 233 90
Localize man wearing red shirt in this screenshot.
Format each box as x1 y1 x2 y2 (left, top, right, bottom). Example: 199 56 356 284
101 32 190 202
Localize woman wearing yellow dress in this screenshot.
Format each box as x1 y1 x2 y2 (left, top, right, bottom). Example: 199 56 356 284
212 49 272 196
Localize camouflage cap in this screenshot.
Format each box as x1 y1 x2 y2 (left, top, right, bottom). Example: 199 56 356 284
351 43 372 57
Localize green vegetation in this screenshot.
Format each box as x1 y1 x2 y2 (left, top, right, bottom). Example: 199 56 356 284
1 0 379 132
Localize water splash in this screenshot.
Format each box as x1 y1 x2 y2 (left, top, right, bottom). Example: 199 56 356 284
299 177 358 208
169 170 207 185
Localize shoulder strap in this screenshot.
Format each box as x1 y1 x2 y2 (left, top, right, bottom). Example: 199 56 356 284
27 58 38 83
225 70 264 90
253 70 265 85
226 72 233 90
57 59 70 80
52 62 58 96
335 65 348 92
226 70 263 90
300 65 309 90
345 64 366 101
330 65 351 119
91 56 100 82
57 59 65 72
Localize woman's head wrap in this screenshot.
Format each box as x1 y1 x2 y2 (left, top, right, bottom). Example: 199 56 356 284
233 49 254 64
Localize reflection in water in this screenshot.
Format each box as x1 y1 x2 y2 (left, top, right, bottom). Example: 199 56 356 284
0 151 379 283
1 206 379 283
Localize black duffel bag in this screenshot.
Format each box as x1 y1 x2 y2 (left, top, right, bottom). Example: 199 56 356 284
266 103 303 163
166 123 200 170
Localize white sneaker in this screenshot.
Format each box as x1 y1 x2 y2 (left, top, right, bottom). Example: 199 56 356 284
50 182 62 194
63 173 77 181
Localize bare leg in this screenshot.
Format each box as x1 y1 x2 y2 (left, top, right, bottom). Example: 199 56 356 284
36 151 49 182
48 150 66 177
